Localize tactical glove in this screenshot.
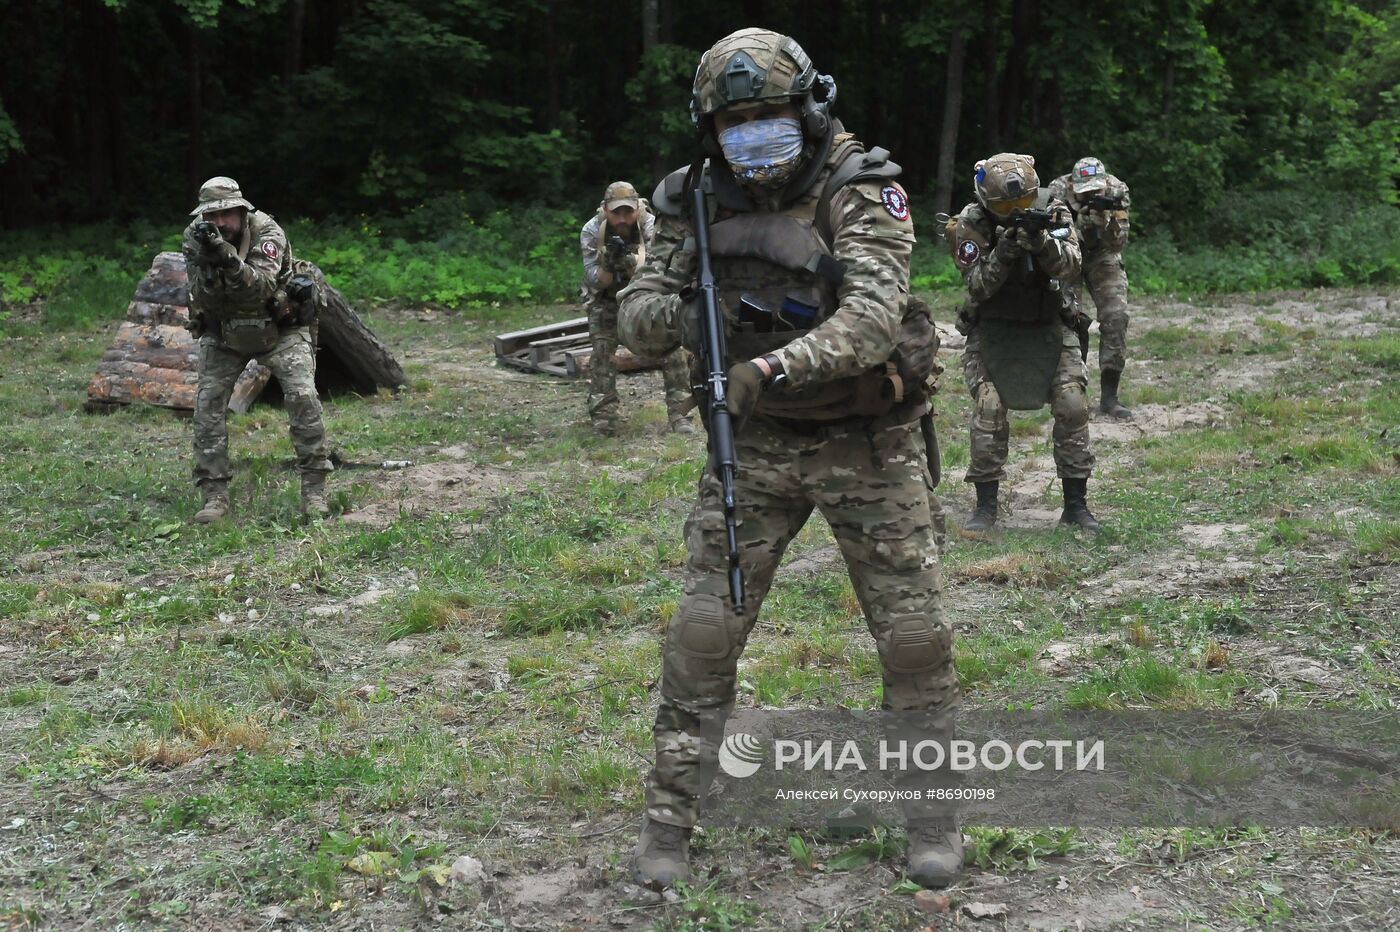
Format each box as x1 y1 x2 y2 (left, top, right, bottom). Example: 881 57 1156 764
1014 225 1050 254
614 248 640 280
993 235 1024 263
726 360 767 434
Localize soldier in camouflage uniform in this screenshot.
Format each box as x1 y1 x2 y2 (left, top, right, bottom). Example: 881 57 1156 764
581 181 694 436
1047 157 1134 418
183 177 332 523
947 154 1099 536
619 29 958 890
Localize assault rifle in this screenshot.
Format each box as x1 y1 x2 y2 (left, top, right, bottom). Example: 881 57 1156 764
1007 208 1071 274
606 234 627 266
191 220 220 249
690 185 745 615
1083 194 1125 212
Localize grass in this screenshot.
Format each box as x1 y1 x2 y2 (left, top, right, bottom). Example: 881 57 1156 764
0 283 1396 926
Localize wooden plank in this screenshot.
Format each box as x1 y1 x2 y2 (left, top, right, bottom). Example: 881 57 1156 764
493 317 589 357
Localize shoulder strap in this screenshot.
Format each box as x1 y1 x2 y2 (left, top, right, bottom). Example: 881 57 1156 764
652 167 691 217
814 142 904 246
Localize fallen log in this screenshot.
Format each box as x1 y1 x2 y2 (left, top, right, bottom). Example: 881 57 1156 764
86 251 404 412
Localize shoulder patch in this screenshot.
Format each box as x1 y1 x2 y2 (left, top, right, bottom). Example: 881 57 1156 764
261 241 280 261
955 240 981 269
880 185 910 222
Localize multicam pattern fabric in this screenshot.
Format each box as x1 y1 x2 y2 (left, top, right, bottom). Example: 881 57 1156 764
192 329 331 485
947 199 1094 482
184 211 330 488
619 140 955 830
1047 172 1132 373
579 206 688 424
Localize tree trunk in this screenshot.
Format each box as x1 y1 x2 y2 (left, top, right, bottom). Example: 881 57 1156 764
982 0 1001 151
545 1 560 128
283 0 305 82
933 22 967 215
187 24 204 195
642 0 665 179
999 0 1036 143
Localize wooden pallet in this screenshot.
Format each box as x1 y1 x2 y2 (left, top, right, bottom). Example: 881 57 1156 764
494 317 660 378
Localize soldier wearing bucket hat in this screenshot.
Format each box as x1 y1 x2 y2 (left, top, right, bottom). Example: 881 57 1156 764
1048 157 1135 418
579 180 694 436
182 176 333 523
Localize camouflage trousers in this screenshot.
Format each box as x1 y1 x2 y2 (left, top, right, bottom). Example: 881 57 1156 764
645 411 958 829
961 335 1094 483
1073 249 1130 373
587 297 691 424
192 328 332 486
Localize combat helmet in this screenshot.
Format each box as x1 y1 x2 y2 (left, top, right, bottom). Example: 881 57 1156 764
974 153 1039 218
190 176 254 216
691 28 837 145
1070 157 1108 194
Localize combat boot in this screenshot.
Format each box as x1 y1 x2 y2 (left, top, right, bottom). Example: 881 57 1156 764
905 822 964 889
194 482 231 524
1059 477 1101 534
300 474 331 520
668 414 697 435
632 816 692 890
1099 369 1133 419
959 481 999 538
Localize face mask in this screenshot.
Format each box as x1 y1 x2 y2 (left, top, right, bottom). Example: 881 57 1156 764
718 117 805 187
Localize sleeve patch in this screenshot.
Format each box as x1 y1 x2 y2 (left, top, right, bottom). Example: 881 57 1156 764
261 241 280 261
955 240 981 268
880 185 910 221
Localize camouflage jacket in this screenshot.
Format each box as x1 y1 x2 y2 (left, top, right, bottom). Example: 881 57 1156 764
617 135 915 394
947 196 1082 347
580 203 655 300
1046 173 1131 254
182 210 294 321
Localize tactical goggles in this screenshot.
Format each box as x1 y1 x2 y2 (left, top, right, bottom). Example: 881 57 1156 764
986 193 1036 217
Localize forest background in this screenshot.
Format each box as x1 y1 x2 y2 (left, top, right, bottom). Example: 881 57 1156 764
0 0 1397 325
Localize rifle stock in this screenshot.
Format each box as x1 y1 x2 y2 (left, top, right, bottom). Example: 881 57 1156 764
691 186 746 615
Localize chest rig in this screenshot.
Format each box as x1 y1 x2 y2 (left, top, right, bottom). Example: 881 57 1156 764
973 189 1064 326
186 212 295 353
659 138 905 420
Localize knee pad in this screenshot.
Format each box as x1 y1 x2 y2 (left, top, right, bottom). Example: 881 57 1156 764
885 612 950 675
667 593 737 660
1052 383 1089 432
972 381 1007 432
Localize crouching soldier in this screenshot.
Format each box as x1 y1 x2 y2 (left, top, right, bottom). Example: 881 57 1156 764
183 176 333 522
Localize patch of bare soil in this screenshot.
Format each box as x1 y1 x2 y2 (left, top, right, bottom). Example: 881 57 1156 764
1150 289 1395 341
342 460 544 527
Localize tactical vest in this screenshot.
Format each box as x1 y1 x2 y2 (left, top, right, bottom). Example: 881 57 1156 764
657 138 909 421
975 190 1063 326
185 211 295 353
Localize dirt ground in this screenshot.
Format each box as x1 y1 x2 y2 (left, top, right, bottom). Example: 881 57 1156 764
1 287 1397 930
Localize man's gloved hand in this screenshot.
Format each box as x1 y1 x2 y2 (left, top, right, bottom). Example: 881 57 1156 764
614 248 640 280
192 222 241 270
994 233 1025 263
726 360 767 433
1012 224 1049 254
184 313 207 339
